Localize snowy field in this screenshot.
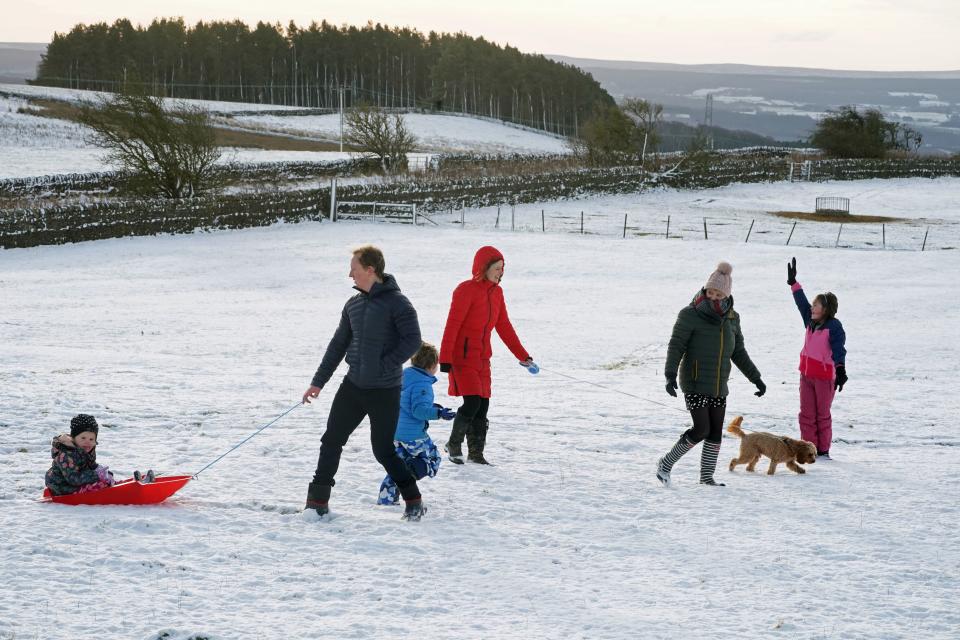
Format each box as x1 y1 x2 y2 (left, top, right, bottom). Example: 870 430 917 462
232 112 570 154
433 177 960 251
1 203 959 638
0 84 568 178
0 82 304 114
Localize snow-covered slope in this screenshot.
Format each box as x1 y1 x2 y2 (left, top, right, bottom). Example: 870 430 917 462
0 83 568 178
1 190 958 638
232 112 570 154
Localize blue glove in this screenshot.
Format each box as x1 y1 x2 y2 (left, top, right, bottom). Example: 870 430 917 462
438 407 457 421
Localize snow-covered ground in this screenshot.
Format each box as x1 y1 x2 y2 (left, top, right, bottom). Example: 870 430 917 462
0 82 304 114
1 187 959 638
232 112 570 154
432 177 960 251
0 95 397 179
0 84 568 178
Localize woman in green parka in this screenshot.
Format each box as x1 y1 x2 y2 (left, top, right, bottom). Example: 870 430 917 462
656 262 766 486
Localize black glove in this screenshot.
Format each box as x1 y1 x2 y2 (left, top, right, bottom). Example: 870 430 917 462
439 363 451 373
834 365 847 392
787 257 797 286
754 380 766 397
665 375 678 397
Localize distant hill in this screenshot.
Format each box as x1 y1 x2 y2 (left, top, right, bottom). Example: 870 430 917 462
0 43 45 84
551 55 960 154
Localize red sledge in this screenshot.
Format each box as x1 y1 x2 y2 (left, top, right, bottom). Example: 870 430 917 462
41 475 192 506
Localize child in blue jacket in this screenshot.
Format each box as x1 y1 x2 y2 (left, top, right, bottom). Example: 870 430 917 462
378 342 455 505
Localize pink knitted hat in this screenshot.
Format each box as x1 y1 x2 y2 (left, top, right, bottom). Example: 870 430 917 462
704 261 733 297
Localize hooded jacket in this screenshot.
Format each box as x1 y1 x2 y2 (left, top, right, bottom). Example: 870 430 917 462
311 273 422 390
439 246 530 372
45 438 100 496
394 366 441 441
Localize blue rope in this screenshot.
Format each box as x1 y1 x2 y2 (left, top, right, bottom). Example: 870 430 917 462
192 401 303 478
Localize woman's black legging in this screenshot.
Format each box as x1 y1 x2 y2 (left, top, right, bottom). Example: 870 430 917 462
684 405 726 444
457 395 490 422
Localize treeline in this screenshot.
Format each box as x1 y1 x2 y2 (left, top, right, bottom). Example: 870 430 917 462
33 18 614 136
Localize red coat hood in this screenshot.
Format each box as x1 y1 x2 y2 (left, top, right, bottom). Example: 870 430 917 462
472 246 505 280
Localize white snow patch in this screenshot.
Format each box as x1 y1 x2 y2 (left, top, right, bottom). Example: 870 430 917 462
1 177 959 639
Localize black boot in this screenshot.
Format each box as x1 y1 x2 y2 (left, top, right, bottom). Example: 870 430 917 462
398 480 426 521
467 418 492 465
305 482 331 516
444 414 470 464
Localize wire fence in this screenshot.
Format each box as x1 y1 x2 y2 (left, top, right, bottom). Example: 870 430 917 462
440 205 956 252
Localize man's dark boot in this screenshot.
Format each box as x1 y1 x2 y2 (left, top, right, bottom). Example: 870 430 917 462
467 417 492 465
398 480 426 521
305 482 331 517
444 414 470 464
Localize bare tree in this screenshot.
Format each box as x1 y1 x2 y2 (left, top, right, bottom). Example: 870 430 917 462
344 105 417 172
622 98 664 162
79 94 222 198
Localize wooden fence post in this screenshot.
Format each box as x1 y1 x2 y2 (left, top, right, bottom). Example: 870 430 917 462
882 223 885 248
922 227 929 251
580 211 584 234
495 206 500 229
623 214 628 239
745 219 754 243
541 209 545 232
786 221 797 246
835 223 843 248
511 205 515 231
666 215 670 239
703 217 708 240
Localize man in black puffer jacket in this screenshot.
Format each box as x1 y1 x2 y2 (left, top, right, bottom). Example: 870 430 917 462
303 245 426 521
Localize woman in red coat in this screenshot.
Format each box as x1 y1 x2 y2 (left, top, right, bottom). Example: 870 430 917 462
440 246 535 465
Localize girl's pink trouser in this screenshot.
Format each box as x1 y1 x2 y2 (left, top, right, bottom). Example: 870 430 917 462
799 374 835 452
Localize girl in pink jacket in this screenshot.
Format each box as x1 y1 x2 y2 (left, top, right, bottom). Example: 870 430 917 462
787 258 847 458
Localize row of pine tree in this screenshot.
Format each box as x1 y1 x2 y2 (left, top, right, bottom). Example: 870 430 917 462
34 18 615 136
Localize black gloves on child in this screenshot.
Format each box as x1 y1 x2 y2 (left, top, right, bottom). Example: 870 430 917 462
787 257 797 286
834 365 847 392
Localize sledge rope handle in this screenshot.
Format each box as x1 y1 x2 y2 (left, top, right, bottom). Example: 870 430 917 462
192 401 303 478
537 367 687 414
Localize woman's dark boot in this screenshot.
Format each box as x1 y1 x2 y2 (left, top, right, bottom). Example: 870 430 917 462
467 418 492 465
444 414 470 464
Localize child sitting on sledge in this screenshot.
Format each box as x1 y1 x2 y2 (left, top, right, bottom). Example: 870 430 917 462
377 342 455 505
45 414 154 496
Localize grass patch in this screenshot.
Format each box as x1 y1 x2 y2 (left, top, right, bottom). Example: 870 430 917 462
769 211 907 223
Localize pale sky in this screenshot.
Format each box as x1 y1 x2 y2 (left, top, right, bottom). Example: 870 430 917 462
5 0 959 71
